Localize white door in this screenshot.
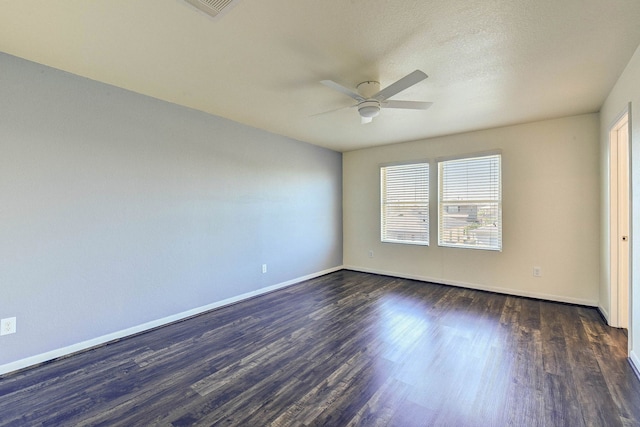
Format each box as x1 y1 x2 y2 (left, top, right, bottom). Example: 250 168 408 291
610 112 630 329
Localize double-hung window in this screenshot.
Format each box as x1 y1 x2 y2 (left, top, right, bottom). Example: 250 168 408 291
380 162 430 245
438 153 502 251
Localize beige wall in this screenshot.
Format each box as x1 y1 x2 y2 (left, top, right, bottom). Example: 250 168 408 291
344 114 600 305
600 43 640 364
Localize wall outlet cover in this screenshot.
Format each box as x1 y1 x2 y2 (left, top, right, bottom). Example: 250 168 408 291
1 317 16 335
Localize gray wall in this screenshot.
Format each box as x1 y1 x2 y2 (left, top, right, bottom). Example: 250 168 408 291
0 53 342 368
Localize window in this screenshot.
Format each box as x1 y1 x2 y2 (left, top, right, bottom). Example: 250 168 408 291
438 154 501 251
380 162 429 245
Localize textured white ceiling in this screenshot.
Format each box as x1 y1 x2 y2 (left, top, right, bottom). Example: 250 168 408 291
1 0 640 152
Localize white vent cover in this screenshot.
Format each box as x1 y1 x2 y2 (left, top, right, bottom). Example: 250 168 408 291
183 0 241 19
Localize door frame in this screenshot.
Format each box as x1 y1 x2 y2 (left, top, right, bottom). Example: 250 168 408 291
609 108 631 330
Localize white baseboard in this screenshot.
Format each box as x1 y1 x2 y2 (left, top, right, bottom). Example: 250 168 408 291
629 350 640 381
344 265 598 307
0 266 343 377
598 305 611 325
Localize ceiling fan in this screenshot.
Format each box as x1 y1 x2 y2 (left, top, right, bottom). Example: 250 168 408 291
320 70 432 124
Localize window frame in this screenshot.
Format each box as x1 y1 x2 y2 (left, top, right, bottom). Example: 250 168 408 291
380 161 430 246
437 152 502 251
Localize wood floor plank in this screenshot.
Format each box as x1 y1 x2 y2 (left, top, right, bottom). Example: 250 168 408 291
0 270 638 426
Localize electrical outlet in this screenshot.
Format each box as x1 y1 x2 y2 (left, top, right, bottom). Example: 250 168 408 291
1 317 16 335
533 267 542 277
368 250 374 258
262 264 267 274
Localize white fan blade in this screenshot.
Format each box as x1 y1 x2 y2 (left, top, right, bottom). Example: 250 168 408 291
373 70 428 101
321 80 365 102
361 116 373 124
310 104 355 117
382 100 433 110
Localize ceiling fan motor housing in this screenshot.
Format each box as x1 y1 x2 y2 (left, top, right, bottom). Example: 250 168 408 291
356 80 380 98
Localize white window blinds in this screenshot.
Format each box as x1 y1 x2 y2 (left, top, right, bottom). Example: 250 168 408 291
438 154 501 251
381 162 429 245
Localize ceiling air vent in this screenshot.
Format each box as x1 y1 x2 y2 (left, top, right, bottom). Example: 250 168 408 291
183 0 241 19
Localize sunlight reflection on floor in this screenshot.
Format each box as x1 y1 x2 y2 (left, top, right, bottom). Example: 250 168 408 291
374 292 512 424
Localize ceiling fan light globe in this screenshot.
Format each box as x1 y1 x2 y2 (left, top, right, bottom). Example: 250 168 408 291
358 101 380 118
359 106 380 118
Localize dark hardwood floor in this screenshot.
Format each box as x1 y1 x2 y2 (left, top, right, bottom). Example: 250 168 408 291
1 270 639 426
